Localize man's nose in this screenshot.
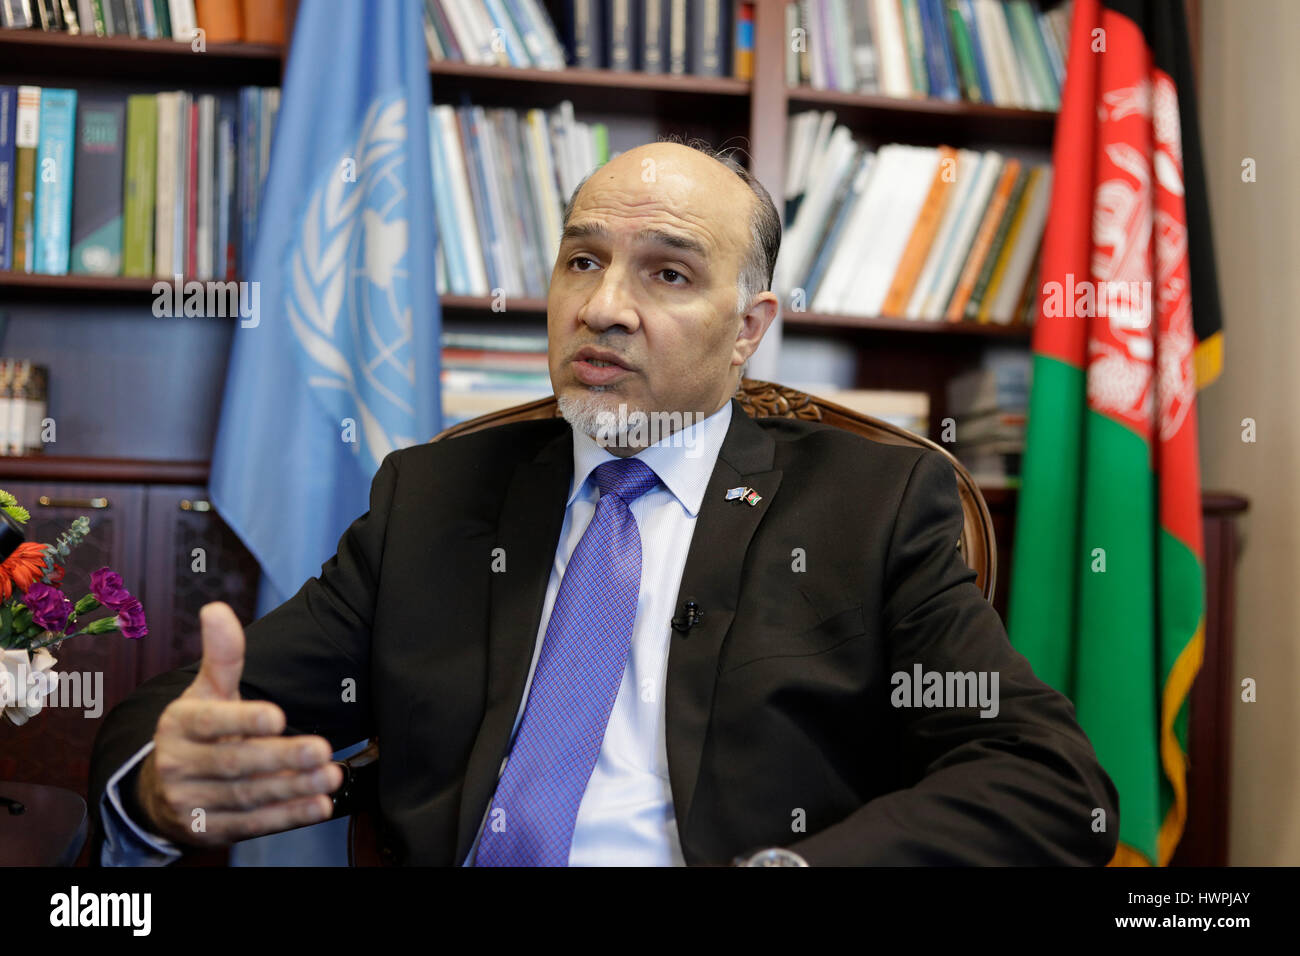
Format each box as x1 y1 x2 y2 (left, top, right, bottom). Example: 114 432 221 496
578 264 640 334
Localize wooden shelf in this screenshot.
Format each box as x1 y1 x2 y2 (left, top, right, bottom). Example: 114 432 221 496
0 455 209 484
0 27 284 84
0 278 1030 343
784 311 1033 339
428 59 749 118
0 272 161 299
786 86 1058 147
429 58 748 95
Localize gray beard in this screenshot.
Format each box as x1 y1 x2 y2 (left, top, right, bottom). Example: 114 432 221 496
556 388 620 442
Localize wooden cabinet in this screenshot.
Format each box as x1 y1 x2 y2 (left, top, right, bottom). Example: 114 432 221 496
0 479 258 803
0 481 146 800
140 486 260 684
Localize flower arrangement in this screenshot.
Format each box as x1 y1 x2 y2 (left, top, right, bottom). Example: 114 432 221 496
0 489 147 726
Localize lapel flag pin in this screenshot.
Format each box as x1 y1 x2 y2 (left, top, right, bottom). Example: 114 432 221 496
743 489 762 506
725 487 745 501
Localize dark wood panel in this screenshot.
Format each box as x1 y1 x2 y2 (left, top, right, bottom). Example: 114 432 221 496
0 456 210 484
139 486 260 683
0 27 283 85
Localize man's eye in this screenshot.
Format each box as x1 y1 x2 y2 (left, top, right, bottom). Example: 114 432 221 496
659 269 687 285
570 256 597 271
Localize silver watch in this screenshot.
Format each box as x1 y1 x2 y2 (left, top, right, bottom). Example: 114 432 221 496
735 847 810 867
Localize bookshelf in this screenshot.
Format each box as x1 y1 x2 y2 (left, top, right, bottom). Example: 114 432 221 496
0 0 1240 868
0 0 1059 456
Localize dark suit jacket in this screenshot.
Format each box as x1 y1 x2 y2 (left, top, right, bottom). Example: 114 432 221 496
89 398 1119 865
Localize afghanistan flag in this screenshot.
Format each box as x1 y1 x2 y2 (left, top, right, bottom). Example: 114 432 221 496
1007 0 1223 867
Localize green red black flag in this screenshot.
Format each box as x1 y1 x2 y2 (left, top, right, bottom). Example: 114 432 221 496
1009 0 1222 866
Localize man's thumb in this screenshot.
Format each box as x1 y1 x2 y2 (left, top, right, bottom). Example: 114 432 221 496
190 602 245 700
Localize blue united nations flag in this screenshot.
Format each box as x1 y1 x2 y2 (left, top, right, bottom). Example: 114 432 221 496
208 0 440 864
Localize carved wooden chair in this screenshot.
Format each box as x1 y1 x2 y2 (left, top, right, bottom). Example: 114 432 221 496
331 378 997 865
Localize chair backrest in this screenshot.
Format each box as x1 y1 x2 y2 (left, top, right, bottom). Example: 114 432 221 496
344 378 996 864
432 378 997 601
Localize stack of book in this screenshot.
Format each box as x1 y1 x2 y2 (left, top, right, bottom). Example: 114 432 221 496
421 0 565 69
776 113 1052 324
0 84 279 279
521 0 749 77
431 99 606 300
441 327 552 426
0 0 286 43
0 359 49 456
947 349 1030 486
786 0 1071 109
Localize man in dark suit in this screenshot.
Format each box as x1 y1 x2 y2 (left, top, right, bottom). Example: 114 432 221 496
90 141 1119 866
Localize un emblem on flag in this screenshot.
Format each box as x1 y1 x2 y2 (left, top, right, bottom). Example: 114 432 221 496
286 93 420 472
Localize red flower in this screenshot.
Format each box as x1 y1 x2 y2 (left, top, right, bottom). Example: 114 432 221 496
0 542 53 601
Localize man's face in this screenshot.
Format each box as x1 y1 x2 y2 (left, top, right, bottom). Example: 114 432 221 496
547 145 775 449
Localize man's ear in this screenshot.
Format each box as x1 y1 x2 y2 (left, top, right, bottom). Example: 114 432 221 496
732 292 780 369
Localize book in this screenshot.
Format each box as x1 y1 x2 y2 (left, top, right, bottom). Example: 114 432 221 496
122 93 158 278
0 87 16 272
11 86 41 273
70 93 127 275
32 87 77 275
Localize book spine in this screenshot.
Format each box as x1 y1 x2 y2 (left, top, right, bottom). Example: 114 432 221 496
642 0 665 73
959 0 993 102
975 165 1035 320
185 97 198 278
154 93 176 276
944 0 982 102
964 164 1029 319
173 92 189 275
33 87 77 275
734 1 754 81
898 0 931 95
123 94 157 277
690 0 723 76
196 95 213 279
0 87 15 272
668 0 686 73
168 0 196 40
152 0 170 37
608 0 633 71
0 361 10 458
946 157 1019 319
70 94 127 275
12 86 41 273
216 111 232 280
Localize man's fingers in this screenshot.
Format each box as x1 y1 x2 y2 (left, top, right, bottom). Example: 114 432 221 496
171 796 336 847
188 602 247 701
163 764 343 813
162 699 285 741
167 733 334 778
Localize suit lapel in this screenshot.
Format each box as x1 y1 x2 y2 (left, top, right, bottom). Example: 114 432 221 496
665 400 781 861
454 426 572 862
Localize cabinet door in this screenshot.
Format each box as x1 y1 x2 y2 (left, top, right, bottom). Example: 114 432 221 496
140 486 260 684
0 482 146 800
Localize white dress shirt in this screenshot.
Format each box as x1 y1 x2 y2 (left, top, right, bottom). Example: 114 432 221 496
100 399 734 866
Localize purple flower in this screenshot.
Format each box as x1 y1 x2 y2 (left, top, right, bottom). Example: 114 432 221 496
91 567 134 610
22 582 73 633
115 598 149 640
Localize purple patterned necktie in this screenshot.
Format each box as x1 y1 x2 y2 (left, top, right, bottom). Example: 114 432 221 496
473 456 660 866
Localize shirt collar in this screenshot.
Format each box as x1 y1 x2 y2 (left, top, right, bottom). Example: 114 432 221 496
568 399 734 517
